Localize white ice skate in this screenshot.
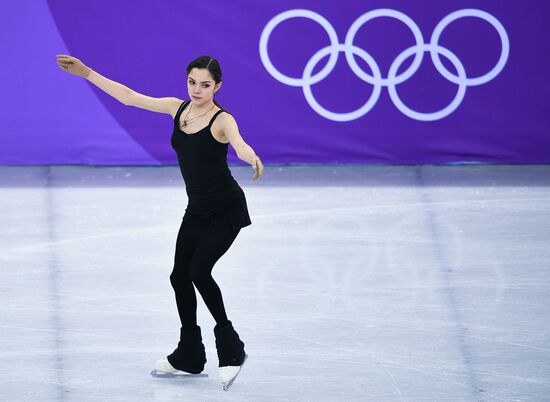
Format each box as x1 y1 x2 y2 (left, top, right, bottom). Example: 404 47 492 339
150 358 208 378
220 353 248 391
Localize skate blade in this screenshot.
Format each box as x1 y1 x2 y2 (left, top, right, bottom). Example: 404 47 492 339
150 370 208 378
222 353 248 391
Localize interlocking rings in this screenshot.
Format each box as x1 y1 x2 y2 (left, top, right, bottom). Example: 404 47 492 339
259 8 510 122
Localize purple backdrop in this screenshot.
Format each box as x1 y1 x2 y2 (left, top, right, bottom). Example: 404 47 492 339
1 0 549 165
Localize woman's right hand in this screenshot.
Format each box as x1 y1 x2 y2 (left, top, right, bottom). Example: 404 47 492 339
56 54 92 78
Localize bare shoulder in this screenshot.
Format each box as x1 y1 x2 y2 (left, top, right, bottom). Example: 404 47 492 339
215 110 244 141
217 110 237 127
167 98 187 119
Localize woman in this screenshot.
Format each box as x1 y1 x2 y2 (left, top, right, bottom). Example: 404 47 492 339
56 54 263 391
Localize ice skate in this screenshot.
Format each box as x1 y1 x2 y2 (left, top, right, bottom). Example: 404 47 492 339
214 320 247 391
150 357 209 378
220 353 248 390
151 325 208 378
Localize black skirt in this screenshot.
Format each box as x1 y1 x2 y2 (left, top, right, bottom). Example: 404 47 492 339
184 190 252 233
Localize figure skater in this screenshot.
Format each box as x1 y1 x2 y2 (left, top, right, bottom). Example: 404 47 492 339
56 54 263 391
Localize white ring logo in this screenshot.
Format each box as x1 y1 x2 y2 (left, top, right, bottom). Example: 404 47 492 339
259 8 510 122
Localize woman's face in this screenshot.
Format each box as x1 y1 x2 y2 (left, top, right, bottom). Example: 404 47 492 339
187 68 221 107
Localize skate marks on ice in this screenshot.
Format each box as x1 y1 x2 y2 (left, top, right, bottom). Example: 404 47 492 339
2 165 549 401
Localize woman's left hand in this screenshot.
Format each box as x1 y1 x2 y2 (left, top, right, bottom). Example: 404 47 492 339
251 155 263 180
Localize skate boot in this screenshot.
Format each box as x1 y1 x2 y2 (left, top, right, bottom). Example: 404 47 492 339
214 320 248 391
151 326 207 377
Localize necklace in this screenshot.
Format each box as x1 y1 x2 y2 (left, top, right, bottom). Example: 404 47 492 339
182 102 215 128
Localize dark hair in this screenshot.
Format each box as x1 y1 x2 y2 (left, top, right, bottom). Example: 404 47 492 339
186 55 226 111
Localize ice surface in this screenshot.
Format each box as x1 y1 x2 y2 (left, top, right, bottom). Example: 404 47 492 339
0 165 549 401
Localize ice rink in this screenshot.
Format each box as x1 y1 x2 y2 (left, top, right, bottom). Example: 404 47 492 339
1 165 549 401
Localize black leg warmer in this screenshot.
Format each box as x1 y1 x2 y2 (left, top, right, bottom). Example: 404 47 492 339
214 320 246 367
166 326 207 374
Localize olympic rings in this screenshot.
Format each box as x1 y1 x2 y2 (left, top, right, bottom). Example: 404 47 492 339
259 8 510 122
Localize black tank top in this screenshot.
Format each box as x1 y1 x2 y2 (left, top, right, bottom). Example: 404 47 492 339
171 100 252 231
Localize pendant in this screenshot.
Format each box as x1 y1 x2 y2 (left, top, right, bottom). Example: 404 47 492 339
183 120 187 128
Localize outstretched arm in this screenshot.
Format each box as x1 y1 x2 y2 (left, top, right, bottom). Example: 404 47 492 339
57 54 131 104
56 54 181 115
220 113 264 180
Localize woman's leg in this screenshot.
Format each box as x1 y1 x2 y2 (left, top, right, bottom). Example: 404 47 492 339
188 210 241 326
169 214 206 329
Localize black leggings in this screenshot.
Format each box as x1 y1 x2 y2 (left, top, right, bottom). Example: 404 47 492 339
170 209 240 329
